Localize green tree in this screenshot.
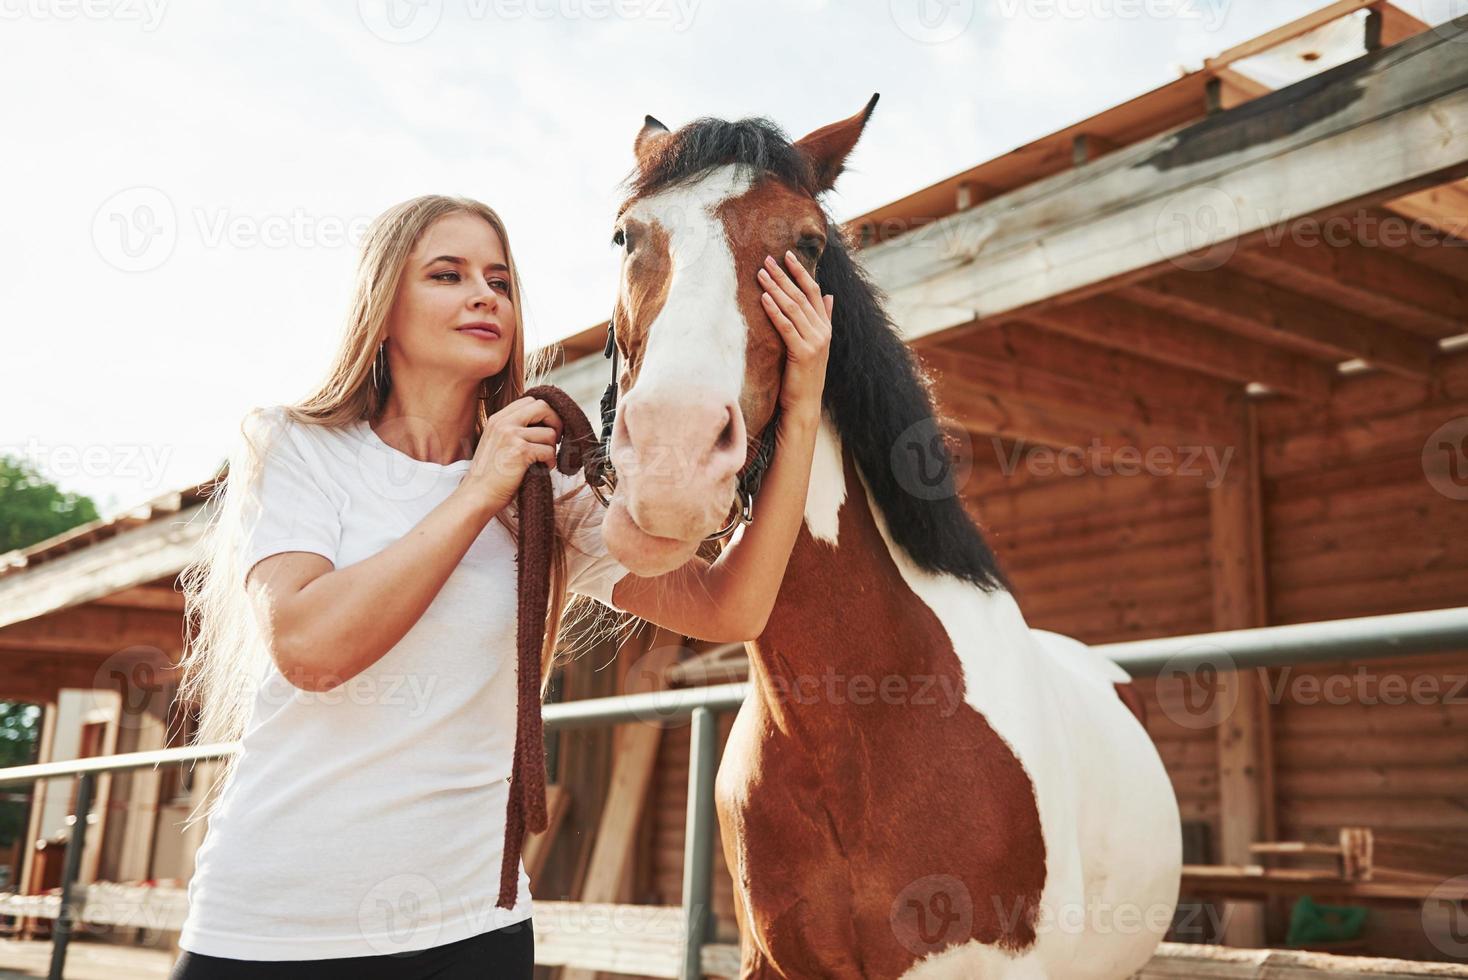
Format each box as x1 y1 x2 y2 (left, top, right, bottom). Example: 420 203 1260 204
0 455 102 851
0 703 42 847
0 455 100 553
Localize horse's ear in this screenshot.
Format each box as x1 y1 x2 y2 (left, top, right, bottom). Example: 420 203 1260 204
634 114 672 168
793 93 879 194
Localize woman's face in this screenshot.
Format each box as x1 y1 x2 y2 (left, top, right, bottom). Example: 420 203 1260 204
385 211 515 383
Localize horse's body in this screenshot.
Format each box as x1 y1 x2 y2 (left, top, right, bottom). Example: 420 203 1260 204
598 95 1181 978
715 422 1181 979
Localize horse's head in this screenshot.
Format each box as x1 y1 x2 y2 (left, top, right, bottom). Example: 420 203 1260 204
600 94 880 576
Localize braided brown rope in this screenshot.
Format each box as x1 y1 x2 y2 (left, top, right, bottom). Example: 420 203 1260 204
497 384 601 910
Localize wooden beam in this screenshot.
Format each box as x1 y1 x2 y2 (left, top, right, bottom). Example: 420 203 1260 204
1213 67 1272 110
1230 236 1468 339
1385 180 1468 242
1007 296 1335 400
1375 1 1430 48
1126 268 1439 380
860 17 1468 344
1202 0 1379 73
1209 398 1275 947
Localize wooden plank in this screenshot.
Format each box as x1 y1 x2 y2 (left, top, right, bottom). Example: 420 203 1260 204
921 347 1233 454
860 19 1468 344
1125 268 1439 381
1142 940 1468 977
1230 239 1468 340
1008 295 1335 401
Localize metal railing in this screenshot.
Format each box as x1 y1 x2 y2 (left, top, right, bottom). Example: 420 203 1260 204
1 605 1466 979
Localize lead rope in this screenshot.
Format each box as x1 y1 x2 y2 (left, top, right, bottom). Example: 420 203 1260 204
498 323 778 908
498 383 601 910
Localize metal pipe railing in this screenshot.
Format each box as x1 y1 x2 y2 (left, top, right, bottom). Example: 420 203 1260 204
2 606 1464 979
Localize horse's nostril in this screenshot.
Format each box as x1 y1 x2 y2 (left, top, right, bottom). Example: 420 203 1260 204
716 407 738 453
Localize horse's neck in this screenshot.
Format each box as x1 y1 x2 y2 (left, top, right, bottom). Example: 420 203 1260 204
798 410 851 550
747 413 921 691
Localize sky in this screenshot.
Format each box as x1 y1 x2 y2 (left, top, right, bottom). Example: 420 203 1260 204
1 0 1450 519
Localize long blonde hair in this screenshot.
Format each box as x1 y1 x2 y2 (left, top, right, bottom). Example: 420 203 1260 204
175 194 623 828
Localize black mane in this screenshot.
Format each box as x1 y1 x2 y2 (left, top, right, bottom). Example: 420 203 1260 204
622 115 1011 593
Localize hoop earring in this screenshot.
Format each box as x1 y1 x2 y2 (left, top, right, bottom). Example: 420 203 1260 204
371 339 391 399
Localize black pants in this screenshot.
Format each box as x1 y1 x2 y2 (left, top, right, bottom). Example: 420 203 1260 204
169 918 534 979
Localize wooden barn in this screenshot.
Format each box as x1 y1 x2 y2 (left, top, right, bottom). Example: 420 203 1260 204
0 1 1464 975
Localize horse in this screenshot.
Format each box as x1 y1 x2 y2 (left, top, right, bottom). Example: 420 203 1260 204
596 94 1182 979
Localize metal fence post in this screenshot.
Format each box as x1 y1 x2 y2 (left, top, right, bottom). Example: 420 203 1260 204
48 771 94 980
680 706 718 980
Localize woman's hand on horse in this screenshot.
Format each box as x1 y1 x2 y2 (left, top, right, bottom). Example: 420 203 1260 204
759 250 833 419
460 396 564 514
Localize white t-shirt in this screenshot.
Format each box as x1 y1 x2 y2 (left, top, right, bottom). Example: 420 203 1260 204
178 405 631 960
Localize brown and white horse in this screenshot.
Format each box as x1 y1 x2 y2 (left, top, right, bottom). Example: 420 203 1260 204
599 95 1181 979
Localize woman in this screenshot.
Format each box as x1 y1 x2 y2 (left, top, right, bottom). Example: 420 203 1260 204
169 194 833 978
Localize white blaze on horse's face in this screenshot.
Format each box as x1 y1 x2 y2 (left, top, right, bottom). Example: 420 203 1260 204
602 164 758 573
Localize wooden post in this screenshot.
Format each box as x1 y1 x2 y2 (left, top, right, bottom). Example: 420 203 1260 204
1209 396 1275 947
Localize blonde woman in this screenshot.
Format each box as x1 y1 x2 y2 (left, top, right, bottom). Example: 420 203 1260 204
170 194 833 978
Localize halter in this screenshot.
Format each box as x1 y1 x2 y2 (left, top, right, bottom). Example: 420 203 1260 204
585 315 780 541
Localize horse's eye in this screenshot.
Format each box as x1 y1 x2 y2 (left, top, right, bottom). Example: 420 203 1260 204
611 228 625 248
797 237 823 261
